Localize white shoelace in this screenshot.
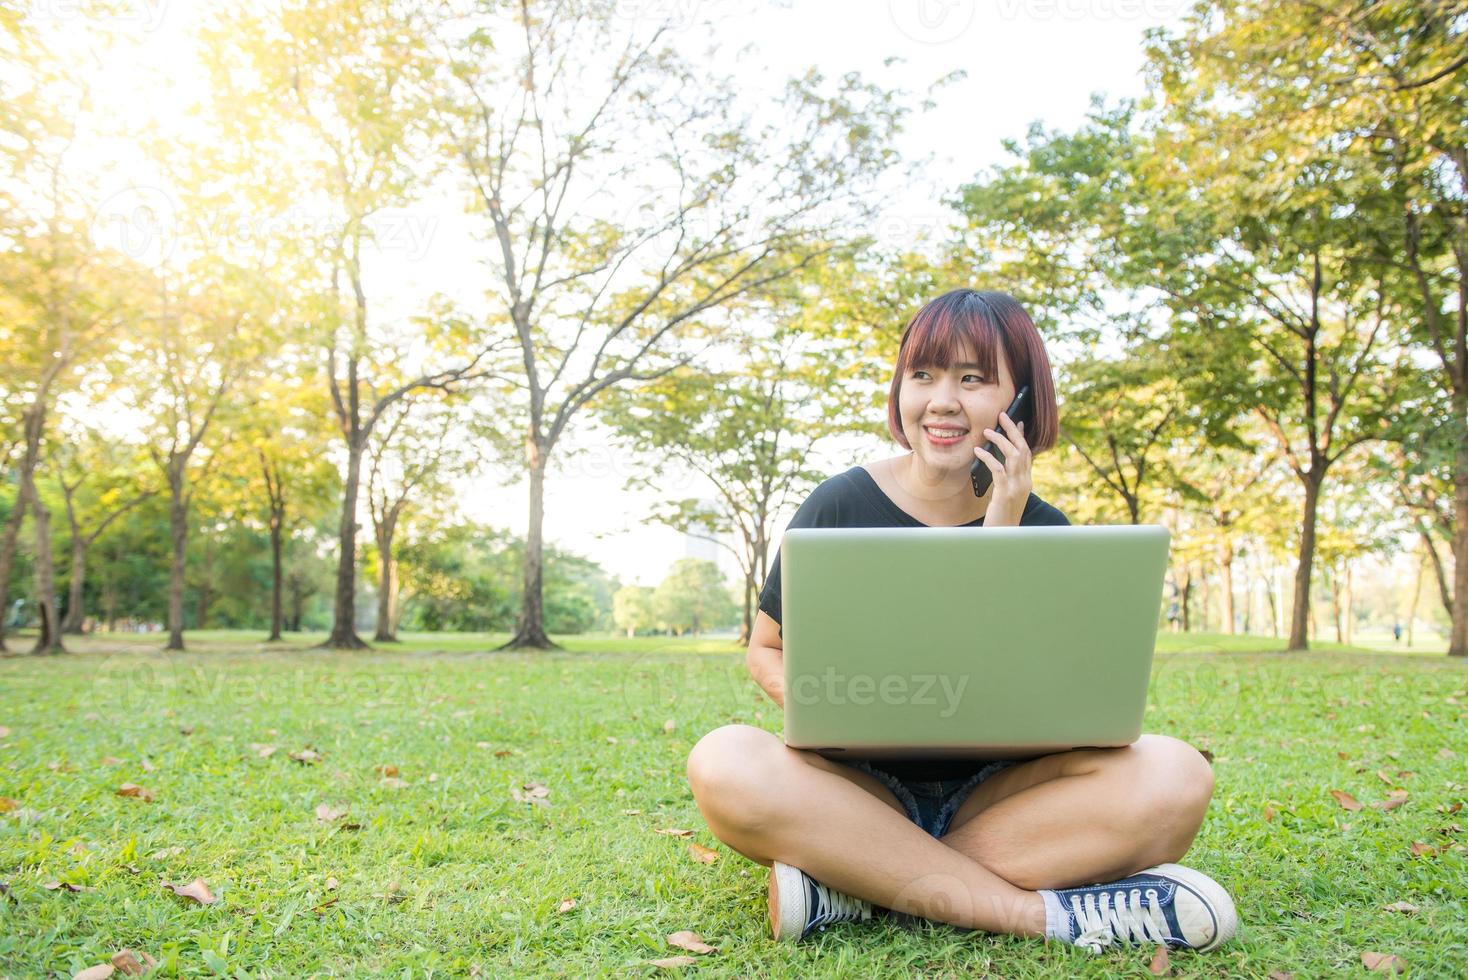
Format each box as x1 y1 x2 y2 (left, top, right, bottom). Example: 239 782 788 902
1069 886 1171 953
807 880 870 931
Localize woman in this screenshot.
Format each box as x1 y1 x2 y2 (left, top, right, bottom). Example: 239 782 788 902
686 289 1236 953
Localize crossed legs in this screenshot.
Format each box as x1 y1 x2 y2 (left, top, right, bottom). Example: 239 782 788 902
685 724 1214 937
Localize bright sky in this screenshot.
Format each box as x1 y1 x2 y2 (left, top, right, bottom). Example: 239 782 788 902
65 0 1189 589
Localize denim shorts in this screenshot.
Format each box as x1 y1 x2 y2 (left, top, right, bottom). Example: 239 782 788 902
842 759 1020 838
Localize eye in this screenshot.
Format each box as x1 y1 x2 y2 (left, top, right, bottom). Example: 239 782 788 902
963 374 984 383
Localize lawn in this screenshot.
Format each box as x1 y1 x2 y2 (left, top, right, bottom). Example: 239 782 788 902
0 631 1464 977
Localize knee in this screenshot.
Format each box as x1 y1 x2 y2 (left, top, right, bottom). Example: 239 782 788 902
1128 734 1215 839
686 724 785 832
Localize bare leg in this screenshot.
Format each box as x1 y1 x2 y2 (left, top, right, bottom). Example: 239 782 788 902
686 724 1047 937
939 734 1216 890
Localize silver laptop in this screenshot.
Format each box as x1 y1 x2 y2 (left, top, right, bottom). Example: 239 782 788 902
780 525 1170 761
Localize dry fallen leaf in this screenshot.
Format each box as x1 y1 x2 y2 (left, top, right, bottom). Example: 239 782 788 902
290 748 322 764
116 783 155 803
110 949 157 976
1409 841 1439 858
315 803 349 822
687 843 719 864
380 777 409 790
1263 804 1276 822
1438 802 1463 814
1360 951 1406 973
248 743 277 758
149 846 184 861
100 756 124 767
649 956 698 969
1382 901 1419 914
0 726 10 738
162 878 218 905
654 828 694 838
1438 748 1455 760
1372 790 1409 812
373 764 399 777
72 965 115 980
622 809 642 816
140 758 155 773
0 797 18 813
1267 972 1294 980
1329 790 1362 812
493 749 512 758
1148 944 1170 975
43 881 89 892
325 876 339 890
523 781 550 798
178 725 195 736
557 898 577 913
662 719 676 733
667 930 716 954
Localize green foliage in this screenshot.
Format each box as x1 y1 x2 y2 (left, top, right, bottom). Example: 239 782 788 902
652 558 738 635
396 523 618 634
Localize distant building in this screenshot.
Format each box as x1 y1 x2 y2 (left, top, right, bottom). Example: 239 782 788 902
683 497 736 580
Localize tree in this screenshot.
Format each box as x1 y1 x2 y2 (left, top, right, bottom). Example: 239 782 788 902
201 0 514 649
653 558 737 636
364 396 467 642
127 258 270 651
613 584 655 638
432 1 907 648
1144 0 1467 651
597 308 871 644
52 427 154 633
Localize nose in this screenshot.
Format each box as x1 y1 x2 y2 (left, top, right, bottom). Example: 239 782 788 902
926 377 962 412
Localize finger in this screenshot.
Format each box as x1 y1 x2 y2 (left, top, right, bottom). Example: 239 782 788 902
972 446 1004 476
996 412 1030 449
982 426 1019 458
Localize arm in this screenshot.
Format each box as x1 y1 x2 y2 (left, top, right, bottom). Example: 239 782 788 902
746 610 785 709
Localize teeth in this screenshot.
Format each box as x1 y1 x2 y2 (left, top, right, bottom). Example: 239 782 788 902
927 429 964 437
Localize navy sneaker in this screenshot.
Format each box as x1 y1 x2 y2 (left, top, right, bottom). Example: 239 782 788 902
1041 863 1238 953
768 861 873 942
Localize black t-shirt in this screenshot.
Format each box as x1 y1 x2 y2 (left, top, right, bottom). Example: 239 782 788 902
756 464 1071 782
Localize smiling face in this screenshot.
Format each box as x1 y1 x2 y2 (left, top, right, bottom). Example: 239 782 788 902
898 342 1017 476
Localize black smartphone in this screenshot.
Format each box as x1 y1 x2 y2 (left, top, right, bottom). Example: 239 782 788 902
970 384 1033 498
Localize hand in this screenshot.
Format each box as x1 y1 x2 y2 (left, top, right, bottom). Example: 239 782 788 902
973 412 1031 527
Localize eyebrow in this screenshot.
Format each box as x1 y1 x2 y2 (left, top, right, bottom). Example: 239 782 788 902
914 362 983 370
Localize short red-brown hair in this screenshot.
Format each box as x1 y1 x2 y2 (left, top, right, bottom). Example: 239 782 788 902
886 289 1060 454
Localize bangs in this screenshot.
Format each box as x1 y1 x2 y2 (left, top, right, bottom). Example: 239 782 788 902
896 293 1001 380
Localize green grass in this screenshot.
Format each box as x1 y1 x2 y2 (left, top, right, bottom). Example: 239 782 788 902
0 631 1464 977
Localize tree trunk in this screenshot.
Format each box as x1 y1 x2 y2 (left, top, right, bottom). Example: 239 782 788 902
0 498 25 652
288 577 304 632
1330 559 1344 644
166 469 188 652
325 435 368 649
267 503 284 641
1220 538 1235 635
374 518 399 643
1407 548 1424 647
1180 567 1193 632
63 533 86 634
19 401 63 654
1452 432 1467 656
1288 475 1323 651
1343 561 1353 647
500 455 558 650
